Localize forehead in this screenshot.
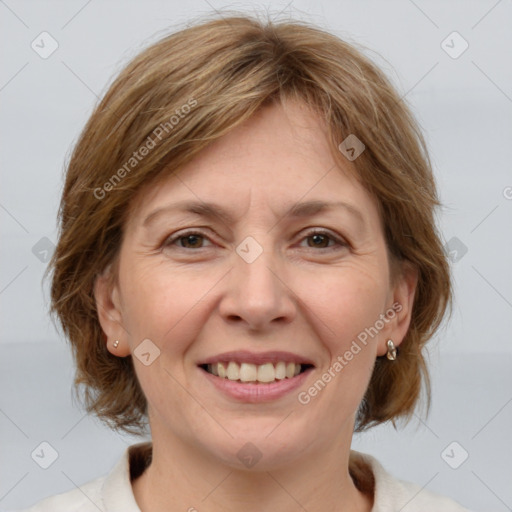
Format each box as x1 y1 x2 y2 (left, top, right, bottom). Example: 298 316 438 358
127 99 379 229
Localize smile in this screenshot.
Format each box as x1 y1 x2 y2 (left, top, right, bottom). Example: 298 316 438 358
201 361 314 384
197 350 316 402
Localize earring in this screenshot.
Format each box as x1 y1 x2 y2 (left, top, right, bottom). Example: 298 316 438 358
386 339 397 361
113 340 119 349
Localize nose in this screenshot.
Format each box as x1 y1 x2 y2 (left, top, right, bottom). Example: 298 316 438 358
218 243 296 332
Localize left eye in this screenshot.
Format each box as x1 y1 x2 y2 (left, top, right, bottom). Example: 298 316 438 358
299 230 345 250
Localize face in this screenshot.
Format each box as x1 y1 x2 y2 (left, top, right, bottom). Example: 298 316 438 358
96 99 417 470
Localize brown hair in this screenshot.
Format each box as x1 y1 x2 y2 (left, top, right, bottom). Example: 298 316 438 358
49 13 451 435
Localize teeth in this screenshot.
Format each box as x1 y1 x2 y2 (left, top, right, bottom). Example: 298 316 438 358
208 363 219 376
275 361 286 380
226 361 240 380
240 363 258 382
257 363 276 383
205 361 307 383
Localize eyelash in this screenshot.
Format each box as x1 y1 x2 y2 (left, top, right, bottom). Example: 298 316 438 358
163 228 348 252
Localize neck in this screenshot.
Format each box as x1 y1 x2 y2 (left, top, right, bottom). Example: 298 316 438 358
131 431 374 512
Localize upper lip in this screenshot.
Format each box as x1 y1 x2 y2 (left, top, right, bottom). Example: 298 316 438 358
198 350 315 367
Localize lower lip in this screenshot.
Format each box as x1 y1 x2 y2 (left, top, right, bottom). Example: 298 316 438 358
200 367 314 403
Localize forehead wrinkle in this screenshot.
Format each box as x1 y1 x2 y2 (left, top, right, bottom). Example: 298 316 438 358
142 198 367 232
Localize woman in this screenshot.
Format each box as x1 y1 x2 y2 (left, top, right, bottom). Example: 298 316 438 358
20 14 472 512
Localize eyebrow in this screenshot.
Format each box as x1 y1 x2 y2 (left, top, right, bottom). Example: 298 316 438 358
142 199 366 228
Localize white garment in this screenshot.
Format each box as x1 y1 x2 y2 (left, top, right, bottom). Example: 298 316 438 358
13 442 473 512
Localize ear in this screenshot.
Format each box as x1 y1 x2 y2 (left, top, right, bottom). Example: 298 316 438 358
93 265 131 357
376 261 419 357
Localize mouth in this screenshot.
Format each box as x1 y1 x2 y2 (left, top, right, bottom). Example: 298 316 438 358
197 350 316 389
199 361 315 384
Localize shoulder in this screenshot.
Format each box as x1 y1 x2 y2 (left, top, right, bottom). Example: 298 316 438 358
12 476 105 512
350 450 474 512
11 442 151 512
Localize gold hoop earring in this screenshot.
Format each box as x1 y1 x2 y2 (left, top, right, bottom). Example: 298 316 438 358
113 340 119 349
386 339 397 361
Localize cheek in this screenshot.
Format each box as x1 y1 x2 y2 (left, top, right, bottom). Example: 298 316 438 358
119 262 218 414
292 264 387 413
297 261 389 349
119 259 219 347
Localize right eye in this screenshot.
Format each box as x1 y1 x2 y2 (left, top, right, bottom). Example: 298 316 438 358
163 230 214 250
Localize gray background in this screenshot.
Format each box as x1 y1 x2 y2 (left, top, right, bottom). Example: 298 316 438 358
1 0 511 510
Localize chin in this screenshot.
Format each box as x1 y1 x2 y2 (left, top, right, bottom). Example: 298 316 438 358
198 423 314 472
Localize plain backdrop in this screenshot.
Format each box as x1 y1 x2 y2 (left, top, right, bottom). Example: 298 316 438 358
1 1 511 511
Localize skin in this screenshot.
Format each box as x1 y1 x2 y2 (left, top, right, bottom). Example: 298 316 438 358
95 98 418 512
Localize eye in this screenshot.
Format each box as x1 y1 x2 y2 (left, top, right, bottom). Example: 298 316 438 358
299 229 347 250
164 230 213 249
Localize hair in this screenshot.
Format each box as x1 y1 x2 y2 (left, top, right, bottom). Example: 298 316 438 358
49 13 451 436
